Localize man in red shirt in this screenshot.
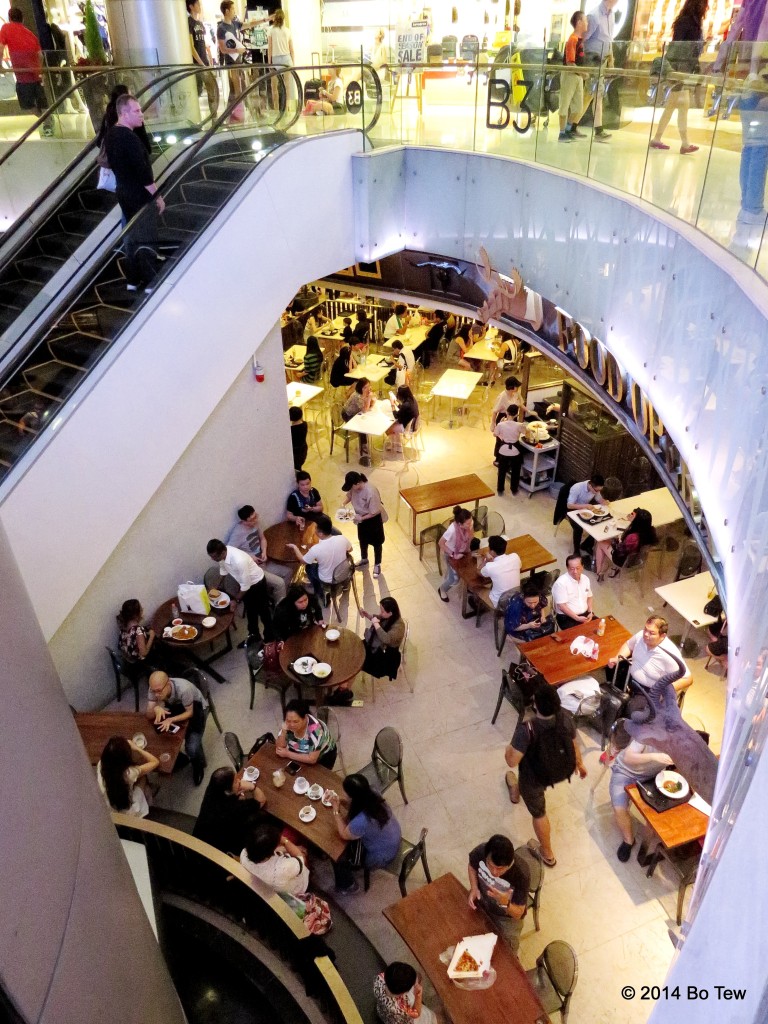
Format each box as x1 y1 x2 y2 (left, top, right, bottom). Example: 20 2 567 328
0 8 51 133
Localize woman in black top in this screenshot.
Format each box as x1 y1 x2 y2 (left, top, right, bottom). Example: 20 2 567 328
330 341 355 388
193 766 267 854
649 0 706 154
385 385 419 449
273 585 325 641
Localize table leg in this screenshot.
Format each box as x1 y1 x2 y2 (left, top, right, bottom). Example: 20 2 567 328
190 648 229 684
411 507 417 545
446 396 455 429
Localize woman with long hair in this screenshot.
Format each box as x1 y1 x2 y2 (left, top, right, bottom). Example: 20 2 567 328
97 735 159 817
193 765 267 853
300 334 323 383
117 598 156 666
327 772 402 893
437 506 474 602
650 0 708 154
386 385 419 449
595 507 657 581
361 596 405 678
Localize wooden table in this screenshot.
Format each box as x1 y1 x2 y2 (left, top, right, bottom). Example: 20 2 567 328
246 740 348 860
75 710 186 774
455 534 557 618
279 624 365 702
518 615 632 686
151 598 235 684
384 873 550 1024
286 382 323 409
654 571 717 656
431 369 483 428
399 473 495 544
263 521 318 563
626 783 709 851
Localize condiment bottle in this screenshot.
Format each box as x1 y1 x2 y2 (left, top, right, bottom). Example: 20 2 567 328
597 618 606 636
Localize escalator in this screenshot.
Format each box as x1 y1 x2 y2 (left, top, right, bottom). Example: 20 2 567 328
0 64 380 483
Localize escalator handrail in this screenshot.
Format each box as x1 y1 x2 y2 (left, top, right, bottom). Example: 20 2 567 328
0 64 219 275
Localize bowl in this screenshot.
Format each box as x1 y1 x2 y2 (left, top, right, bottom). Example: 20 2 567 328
132 732 147 749
655 769 689 800
308 783 324 801
172 617 183 626
313 662 332 679
293 776 310 794
299 805 316 822
201 615 216 629
325 629 340 642
243 766 259 782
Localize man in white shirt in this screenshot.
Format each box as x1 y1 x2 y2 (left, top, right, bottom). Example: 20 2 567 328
480 535 522 607
389 339 415 387
567 473 606 557
608 615 691 696
383 302 410 339
551 555 596 629
207 538 273 645
288 514 352 598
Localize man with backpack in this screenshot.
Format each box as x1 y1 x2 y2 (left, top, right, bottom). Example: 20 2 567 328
504 685 587 867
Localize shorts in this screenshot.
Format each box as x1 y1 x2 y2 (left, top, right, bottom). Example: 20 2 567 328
609 765 638 810
519 764 547 819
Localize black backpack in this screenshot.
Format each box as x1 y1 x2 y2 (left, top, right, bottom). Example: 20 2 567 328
525 714 576 788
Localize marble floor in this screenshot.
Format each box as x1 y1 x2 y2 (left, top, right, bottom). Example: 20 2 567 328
141 368 727 1024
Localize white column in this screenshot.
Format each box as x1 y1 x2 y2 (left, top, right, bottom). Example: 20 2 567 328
285 0 322 69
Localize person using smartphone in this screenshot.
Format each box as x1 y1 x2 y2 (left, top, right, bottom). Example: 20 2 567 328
146 671 209 785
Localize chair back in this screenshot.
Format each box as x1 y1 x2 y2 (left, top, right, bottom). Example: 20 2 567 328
675 540 703 581
223 731 245 771
182 666 212 701
540 940 578 1001
400 620 410 667
602 476 624 501
106 646 126 680
330 403 345 431
332 555 354 585
248 732 275 756
316 705 340 746
486 510 506 537
514 843 543 908
204 565 239 599
374 726 403 770
399 827 428 893
496 586 521 615
553 480 573 526
472 504 490 536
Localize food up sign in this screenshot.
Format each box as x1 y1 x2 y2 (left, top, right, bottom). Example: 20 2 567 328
397 20 428 65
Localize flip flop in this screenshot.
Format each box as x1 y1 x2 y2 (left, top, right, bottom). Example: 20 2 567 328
527 838 557 868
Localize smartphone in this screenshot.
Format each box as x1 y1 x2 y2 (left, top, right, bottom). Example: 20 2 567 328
285 760 302 776
156 723 180 734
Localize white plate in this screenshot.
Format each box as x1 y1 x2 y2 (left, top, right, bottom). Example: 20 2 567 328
293 776 310 794
299 805 317 822
243 766 260 782
171 624 198 642
313 662 332 678
307 784 324 801
201 616 216 629
656 769 690 800
293 657 317 676
325 629 340 642
209 594 231 609
335 508 355 522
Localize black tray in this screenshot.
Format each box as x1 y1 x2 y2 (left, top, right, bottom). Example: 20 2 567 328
636 777 692 813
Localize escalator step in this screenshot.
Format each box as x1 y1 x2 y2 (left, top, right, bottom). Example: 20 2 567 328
0 307 21 334
180 179 236 207
49 331 109 369
0 420 37 469
70 305 133 341
0 279 39 305
162 203 217 233
79 188 118 214
37 233 83 259
59 210 104 237
22 359 85 400
203 159 255 184
15 256 64 284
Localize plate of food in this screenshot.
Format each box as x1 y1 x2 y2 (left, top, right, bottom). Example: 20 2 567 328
293 656 317 675
299 805 317 823
208 590 231 609
656 769 689 800
335 508 355 522
171 624 198 641
447 933 497 981
307 783 324 801
293 776 310 795
313 662 332 679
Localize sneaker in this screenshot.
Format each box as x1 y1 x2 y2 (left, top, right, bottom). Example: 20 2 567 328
558 130 574 143
354 558 369 569
41 125 54 138
594 128 612 142
144 286 154 295
373 564 381 578
680 144 699 155
569 126 586 138
650 139 670 150
126 283 139 292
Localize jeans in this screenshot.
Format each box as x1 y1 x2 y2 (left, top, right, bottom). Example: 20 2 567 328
184 709 208 769
439 561 460 594
304 562 323 595
739 93 768 214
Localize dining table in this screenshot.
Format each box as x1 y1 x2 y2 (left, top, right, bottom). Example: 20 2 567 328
75 710 186 774
151 597 236 684
455 534 558 618
384 873 551 1024
399 474 495 544
244 739 348 860
279 623 366 704
286 382 323 409
345 353 393 388
567 487 683 544
430 368 483 428
382 323 429 351
263 520 319 563
654 571 718 657
626 783 710 855
518 615 632 686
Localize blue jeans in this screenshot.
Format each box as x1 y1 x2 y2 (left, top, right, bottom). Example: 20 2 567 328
305 562 323 595
184 711 207 769
439 562 460 594
739 94 768 214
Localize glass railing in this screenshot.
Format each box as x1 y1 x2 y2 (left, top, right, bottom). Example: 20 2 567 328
362 39 768 280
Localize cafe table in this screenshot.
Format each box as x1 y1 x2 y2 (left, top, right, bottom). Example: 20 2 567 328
567 487 683 544
382 323 429 350
430 368 483 428
286 382 323 409
279 623 365 705
346 353 393 390
151 598 236 684
384 873 551 1024
455 534 558 620
399 473 495 544
245 739 347 860
263 520 319 563
75 710 186 774
518 615 632 686
654 571 717 657
344 399 395 463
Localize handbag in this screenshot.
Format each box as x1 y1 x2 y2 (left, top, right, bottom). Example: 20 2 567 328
177 581 211 615
262 639 284 673
96 142 110 168
281 891 333 935
97 166 117 192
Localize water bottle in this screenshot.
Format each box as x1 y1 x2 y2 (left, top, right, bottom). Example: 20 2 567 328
597 617 606 637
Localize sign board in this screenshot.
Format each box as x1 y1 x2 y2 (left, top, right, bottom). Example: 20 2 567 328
345 80 362 114
396 20 428 65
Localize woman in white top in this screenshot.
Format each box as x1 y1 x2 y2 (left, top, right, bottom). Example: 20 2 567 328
342 470 386 578
437 506 474 602
97 736 160 818
371 29 389 78
241 822 310 895
303 65 346 116
268 10 294 104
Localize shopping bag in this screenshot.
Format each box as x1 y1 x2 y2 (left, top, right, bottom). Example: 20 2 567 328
97 166 116 192
177 581 211 615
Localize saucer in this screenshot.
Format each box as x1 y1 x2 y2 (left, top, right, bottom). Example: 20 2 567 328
299 805 317 823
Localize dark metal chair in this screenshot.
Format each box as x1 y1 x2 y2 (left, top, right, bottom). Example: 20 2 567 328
525 940 578 1023
244 636 293 713
182 667 223 734
514 843 543 931
363 827 432 894
315 706 345 774
645 838 703 925
491 668 527 724
359 726 408 805
223 731 246 771
602 475 623 501
105 645 144 712
329 403 351 462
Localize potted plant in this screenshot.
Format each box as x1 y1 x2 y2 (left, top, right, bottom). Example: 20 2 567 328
75 0 114 130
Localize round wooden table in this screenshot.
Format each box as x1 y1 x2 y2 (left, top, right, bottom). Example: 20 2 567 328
151 597 236 683
279 624 365 701
264 520 319 563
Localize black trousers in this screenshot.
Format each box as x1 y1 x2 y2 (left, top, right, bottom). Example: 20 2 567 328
120 201 159 287
243 577 274 641
497 451 523 495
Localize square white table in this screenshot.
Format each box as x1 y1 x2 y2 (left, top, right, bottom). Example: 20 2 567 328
346 354 393 386
430 368 482 428
567 487 683 543
343 399 395 437
286 382 323 409
383 324 428 350
655 571 718 656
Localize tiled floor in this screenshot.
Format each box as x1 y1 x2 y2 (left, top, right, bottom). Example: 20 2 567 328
144 367 726 1024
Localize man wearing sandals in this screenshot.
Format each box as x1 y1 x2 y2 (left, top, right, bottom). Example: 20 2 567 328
504 686 587 868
